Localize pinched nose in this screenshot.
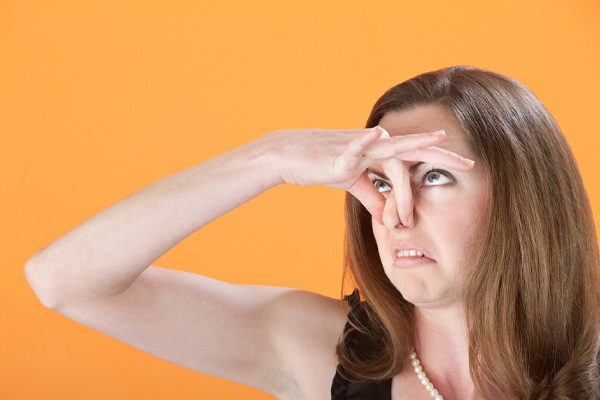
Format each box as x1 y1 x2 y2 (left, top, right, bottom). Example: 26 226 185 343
381 188 415 229
379 159 416 229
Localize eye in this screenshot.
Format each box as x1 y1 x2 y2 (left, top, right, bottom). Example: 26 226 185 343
422 169 455 187
368 168 455 193
371 178 391 194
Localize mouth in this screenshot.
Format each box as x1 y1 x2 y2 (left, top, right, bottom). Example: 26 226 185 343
391 241 436 261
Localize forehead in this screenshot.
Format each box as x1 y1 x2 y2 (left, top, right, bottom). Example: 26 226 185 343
373 104 474 168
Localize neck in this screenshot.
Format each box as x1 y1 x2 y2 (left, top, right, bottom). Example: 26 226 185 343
412 301 484 400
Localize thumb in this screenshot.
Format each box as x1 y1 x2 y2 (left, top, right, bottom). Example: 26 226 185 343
346 171 386 226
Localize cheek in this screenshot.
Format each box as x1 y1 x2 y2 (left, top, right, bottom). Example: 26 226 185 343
433 198 486 267
371 216 391 259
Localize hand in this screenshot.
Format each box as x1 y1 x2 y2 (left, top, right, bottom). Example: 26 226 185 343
266 126 475 224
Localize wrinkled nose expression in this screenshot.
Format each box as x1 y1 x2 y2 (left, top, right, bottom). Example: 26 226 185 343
367 105 489 305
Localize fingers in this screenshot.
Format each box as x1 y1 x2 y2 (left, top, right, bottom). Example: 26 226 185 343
340 126 388 172
389 146 475 171
382 157 414 226
358 126 389 149
363 132 475 171
362 130 446 160
346 171 386 225
342 126 475 224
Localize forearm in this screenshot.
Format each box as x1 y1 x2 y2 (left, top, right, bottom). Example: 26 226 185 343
25 135 283 308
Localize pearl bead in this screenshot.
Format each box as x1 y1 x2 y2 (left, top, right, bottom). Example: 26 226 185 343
409 347 444 400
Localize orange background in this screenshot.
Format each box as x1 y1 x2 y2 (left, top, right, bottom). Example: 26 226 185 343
4 1 600 399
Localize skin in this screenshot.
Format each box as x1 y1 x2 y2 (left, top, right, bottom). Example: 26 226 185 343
368 104 491 400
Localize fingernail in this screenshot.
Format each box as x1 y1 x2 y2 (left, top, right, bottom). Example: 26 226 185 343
378 126 391 140
433 130 446 136
462 157 475 166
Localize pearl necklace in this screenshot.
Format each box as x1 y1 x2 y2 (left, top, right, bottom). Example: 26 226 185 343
409 346 444 400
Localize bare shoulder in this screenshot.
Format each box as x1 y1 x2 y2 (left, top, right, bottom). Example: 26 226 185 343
263 288 352 400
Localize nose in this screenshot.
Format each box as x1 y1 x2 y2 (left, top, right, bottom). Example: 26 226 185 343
380 158 415 229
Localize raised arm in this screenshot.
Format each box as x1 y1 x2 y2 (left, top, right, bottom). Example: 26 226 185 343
23 126 471 399
24 133 282 309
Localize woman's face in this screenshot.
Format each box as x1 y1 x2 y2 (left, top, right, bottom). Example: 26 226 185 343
369 104 489 308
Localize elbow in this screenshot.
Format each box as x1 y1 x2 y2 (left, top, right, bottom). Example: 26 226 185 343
24 258 59 310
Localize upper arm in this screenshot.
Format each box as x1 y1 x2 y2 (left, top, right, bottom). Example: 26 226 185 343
49 265 315 399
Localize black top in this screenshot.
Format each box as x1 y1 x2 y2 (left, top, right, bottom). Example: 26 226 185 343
331 290 600 398
330 288 392 400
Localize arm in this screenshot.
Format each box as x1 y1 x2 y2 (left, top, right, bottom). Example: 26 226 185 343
25 133 283 309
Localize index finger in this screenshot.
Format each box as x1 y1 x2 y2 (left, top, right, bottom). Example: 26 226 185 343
392 145 475 171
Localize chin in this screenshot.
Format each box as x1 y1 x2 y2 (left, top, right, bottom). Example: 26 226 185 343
389 272 447 304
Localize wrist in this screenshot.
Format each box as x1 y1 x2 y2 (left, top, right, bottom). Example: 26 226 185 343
245 131 286 189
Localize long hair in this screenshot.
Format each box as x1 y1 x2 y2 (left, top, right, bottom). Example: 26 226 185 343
335 65 600 399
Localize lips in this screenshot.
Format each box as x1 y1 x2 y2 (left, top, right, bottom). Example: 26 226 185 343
392 241 435 260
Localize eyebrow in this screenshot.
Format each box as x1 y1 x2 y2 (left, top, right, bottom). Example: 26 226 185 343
366 161 425 180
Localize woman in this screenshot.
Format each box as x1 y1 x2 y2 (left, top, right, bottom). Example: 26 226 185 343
25 65 600 399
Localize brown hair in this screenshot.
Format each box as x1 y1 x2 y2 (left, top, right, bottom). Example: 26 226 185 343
335 65 600 399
